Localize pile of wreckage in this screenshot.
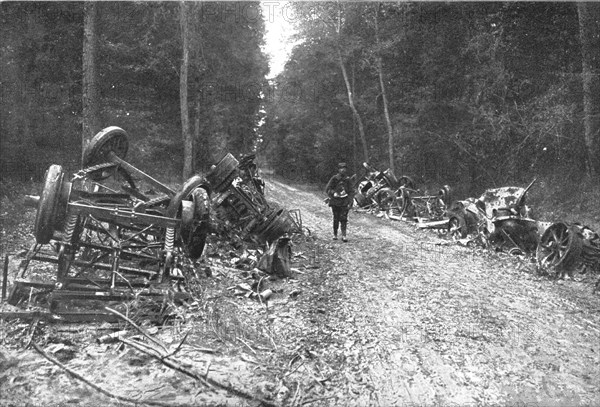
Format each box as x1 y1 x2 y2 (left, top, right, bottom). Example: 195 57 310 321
353 163 600 280
2 126 300 320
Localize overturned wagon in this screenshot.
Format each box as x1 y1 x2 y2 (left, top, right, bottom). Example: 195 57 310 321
9 127 212 310
207 153 296 243
7 126 297 313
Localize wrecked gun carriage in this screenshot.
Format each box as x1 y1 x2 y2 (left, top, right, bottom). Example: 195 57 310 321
9 127 213 308
207 153 296 243
354 162 401 209
447 182 539 253
388 185 452 221
9 126 298 310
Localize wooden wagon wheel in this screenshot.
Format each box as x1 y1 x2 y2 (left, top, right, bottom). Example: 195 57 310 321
34 165 69 244
536 222 583 272
166 175 206 218
206 153 239 193
83 126 129 168
393 188 411 216
375 187 395 211
448 215 468 240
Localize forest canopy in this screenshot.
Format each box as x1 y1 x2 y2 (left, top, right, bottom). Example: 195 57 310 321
262 2 600 195
1 2 599 198
0 1 268 179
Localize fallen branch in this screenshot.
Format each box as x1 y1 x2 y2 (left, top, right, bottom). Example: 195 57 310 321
120 337 212 387
119 337 279 407
32 342 173 407
105 306 168 353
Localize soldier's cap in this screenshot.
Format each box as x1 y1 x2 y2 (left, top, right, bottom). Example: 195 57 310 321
338 162 347 169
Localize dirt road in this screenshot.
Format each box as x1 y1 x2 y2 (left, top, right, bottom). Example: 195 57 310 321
266 179 600 407
1 178 599 406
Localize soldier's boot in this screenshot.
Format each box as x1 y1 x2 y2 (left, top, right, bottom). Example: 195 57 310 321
341 222 348 242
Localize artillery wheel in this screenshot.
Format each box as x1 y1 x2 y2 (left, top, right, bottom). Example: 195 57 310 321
206 153 239 193
448 215 468 240
34 165 67 244
166 175 206 218
536 222 583 273
182 187 210 260
375 187 395 210
82 126 129 168
393 188 411 216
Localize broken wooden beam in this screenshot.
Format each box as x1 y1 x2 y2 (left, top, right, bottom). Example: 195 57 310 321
416 219 450 229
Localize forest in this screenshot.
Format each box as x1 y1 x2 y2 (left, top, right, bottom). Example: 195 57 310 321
0 1 269 181
1 4 600 405
1 2 599 203
265 2 600 199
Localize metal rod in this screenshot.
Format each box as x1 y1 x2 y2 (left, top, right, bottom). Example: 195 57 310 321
31 255 158 277
108 152 176 196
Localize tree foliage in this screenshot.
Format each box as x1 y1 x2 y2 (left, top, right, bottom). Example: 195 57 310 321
262 2 594 194
0 1 268 179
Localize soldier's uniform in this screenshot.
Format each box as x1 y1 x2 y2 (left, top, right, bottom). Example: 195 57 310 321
325 162 355 242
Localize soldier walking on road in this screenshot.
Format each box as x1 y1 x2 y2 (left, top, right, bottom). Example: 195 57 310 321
326 162 355 242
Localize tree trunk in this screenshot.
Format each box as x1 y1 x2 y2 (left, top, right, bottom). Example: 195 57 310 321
376 58 395 174
82 1 101 164
374 7 395 174
180 1 193 180
194 96 203 170
338 50 369 164
577 2 600 176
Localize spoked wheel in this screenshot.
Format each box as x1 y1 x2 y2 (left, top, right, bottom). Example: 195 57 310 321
166 175 206 218
206 153 239 193
82 126 129 172
448 215 467 240
392 188 410 217
34 165 70 244
375 187 395 211
536 222 583 272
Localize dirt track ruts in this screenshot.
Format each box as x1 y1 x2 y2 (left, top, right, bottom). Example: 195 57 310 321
267 178 600 407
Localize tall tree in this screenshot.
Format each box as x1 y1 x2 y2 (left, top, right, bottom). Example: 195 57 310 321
373 4 395 173
82 1 100 162
577 2 600 176
335 5 369 164
179 1 193 179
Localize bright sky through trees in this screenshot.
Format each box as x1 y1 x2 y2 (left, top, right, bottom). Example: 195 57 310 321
262 1 296 79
